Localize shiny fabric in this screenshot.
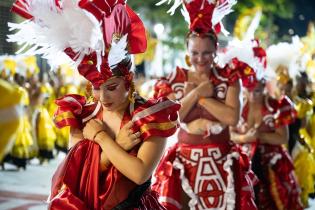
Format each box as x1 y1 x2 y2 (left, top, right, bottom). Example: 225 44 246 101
49 95 180 209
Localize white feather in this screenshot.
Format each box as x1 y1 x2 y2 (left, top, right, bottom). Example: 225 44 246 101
7 0 105 70
218 39 267 81
243 11 262 41
156 0 182 15
267 36 303 79
108 34 128 69
212 0 237 27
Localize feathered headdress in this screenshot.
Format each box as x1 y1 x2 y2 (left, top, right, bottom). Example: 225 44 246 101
217 11 272 90
7 0 147 88
266 36 303 85
157 0 237 36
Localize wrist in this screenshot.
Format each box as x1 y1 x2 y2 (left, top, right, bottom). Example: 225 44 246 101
93 129 104 140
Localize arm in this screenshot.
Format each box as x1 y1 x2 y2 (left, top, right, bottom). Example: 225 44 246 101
257 125 288 145
230 127 257 144
95 132 166 185
178 88 199 121
198 81 241 126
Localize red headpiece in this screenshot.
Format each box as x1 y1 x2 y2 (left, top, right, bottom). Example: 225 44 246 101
9 0 147 89
158 0 237 36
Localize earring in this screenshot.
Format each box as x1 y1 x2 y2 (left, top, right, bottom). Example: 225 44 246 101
85 82 94 102
185 54 192 67
128 81 136 103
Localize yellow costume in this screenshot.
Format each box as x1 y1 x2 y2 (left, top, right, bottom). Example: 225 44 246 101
0 79 23 162
35 102 57 161
10 86 35 167
292 97 315 207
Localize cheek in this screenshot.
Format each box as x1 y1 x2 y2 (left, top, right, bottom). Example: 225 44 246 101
112 87 128 101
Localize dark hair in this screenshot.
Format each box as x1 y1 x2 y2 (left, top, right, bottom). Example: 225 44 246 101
111 54 132 77
185 29 218 49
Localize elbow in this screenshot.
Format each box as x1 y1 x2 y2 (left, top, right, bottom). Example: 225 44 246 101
133 174 150 185
226 115 239 127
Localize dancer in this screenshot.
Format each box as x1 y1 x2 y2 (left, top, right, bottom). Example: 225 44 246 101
8 0 180 209
152 0 257 209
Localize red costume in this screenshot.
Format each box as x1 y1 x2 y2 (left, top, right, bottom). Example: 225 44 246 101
242 96 303 210
152 67 257 210
9 0 181 209
50 94 180 209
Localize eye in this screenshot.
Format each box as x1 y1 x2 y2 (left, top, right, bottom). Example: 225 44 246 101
106 84 118 91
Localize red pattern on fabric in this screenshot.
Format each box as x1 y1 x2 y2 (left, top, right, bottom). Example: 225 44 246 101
152 142 257 210
241 96 303 210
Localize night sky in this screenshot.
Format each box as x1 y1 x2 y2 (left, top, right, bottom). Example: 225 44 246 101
276 0 315 37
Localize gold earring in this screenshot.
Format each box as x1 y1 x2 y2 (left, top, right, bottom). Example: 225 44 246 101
128 81 136 103
185 54 192 67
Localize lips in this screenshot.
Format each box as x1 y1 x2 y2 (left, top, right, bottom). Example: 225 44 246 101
102 103 113 108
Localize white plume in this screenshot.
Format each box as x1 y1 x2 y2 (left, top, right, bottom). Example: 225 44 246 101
7 0 105 70
156 0 183 15
267 36 303 79
108 34 128 69
212 0 237 35
243 11 262 41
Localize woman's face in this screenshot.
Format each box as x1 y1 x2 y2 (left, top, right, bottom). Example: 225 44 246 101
187 36 216 73
249 82 265 103
97 77 129 111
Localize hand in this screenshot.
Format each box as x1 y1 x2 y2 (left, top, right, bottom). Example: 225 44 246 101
184 82 196 96
195 80 213 98
116 121 141 151
83 119 104 140
243 127 257 143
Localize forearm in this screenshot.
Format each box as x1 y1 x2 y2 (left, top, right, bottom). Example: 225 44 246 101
179 89 199 120
230 131 255 144
95 132 151 185
201 98 239 126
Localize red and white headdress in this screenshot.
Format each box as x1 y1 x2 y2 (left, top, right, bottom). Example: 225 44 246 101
217 11 275 90
157 0 237 36
8 0 147 89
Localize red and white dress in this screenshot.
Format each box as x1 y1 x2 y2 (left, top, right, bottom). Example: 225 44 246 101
152 67 257 210
244 96 303 210
48 94 180 210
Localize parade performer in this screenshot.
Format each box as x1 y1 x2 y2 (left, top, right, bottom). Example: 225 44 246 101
0 78 23 167
267 39 315 207
10 71 34 169
8 0 180 209
233 76 304 209
152 0 257 209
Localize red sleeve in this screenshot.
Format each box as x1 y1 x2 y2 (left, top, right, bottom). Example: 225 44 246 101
131 97 181 141
274 96 297 127
153 77 173 99
53 94 99 129
220 58 257 89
